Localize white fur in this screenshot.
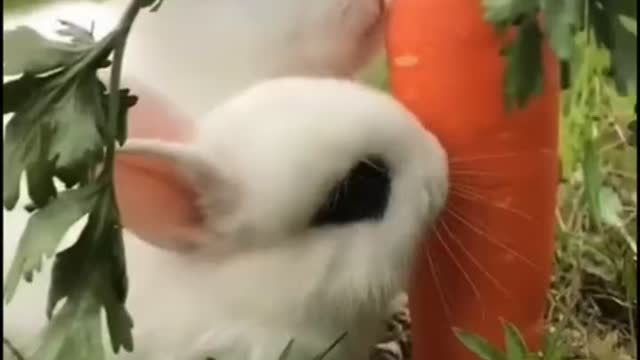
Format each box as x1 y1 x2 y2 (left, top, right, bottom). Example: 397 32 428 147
4 1 414 358
4 78 448 359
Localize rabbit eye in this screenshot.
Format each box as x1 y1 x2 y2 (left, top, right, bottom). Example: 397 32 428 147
310 155 391 227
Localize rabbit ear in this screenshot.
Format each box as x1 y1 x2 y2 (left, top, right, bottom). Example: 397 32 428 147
114 140 216 252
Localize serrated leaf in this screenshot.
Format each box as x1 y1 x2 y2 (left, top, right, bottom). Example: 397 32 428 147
3 26 87 76
4 71 105 209
610 14 637 95
46 73 105 169
26 157 57 208
541 0 580 60
3 184 100 303
103 287 134 353
589 0 614 49
56 19 96 46
3 116 49 209
102 88 137 146
3 138 29 210
55 162 92 189
587 0 637 95
49 192 132 353
3 3 143 358
32 293 106 360
503 19 545 110
3 73 72 210
24 124 57 208
504 323 528 360
3 74 45 115
455 328 506 360
100 226 134 353
616 0 638 19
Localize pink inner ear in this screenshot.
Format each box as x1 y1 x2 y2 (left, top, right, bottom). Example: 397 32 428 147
114 83 202 251
114 153 205 251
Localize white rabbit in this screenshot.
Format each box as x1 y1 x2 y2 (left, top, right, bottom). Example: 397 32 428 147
4 1 412 358
3 77 448 359
4 0 387 118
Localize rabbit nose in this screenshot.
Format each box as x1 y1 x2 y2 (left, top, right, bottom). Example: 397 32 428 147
310 155 392 227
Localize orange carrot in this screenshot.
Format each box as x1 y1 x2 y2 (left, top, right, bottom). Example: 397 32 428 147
386 0 560 359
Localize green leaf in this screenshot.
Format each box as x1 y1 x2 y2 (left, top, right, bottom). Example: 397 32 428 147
542 331 569 360
46 73 105 169
610 13 637 95
31 292 106 360
98 224 134 353
504 323 528 360
502 19 545 110
3 26 88 76
139 0 160 8
3 184 101 303
455 328 506 360
541 0 580 60
3 69 105 210
3 115 43 209
55 162 92 189
589 0 614 49
55 19 96 46
47 206 133 353
615 0 638 19
483 0 539 31
3 10 140 359
102 88 138 146
26 157 57 208
588 0 638 95
24 124 57 208
2 75 45 114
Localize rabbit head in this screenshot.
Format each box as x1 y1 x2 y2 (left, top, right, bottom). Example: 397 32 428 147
3 77 447 359
115 78 448 339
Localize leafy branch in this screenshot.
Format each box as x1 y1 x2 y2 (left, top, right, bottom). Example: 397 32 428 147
455 323 570 360
3 0 162 358
482 0 637 110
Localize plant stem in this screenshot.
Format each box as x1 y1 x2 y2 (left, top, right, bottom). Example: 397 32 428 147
105 0 145 171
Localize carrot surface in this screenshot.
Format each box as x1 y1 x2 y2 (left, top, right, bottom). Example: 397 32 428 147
386 0 560 359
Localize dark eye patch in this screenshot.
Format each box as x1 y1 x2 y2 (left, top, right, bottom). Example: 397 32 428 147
310 156 392 227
